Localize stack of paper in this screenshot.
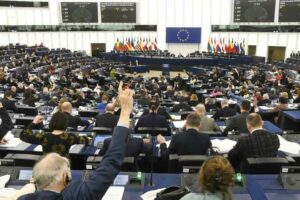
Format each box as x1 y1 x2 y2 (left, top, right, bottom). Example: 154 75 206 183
102 186 125 200
173 120 185 129
0 138 22 148
171 115 181 121
0 175 10 189
141 188 165 200
211 139 237 153
259 106 273 110
278 135 300 154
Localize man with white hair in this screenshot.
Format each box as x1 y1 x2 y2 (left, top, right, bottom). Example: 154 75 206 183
19 83 133 200
195 104 220 132
258 93 271 106
212 98 236 120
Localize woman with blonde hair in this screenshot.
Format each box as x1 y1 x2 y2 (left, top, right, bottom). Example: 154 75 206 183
181 156 235 200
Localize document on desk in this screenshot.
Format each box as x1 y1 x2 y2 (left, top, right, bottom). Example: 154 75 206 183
278 135 300 154
173 120 185 129
34 145 42 152
141 188 165 200
102 186 124 200
0 188 18 199
259 106 273 110
0 175 10 189
0 138 22 148
34 145 80 153
3 131 14 140
211 139 236 153
171 115 181 121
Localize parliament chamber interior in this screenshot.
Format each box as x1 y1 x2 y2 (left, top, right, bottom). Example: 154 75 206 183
1 0 300 199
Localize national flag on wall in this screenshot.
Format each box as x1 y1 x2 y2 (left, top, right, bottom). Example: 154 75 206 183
153 37 158 50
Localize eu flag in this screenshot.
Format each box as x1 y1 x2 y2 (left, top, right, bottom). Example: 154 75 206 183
166 27 201 43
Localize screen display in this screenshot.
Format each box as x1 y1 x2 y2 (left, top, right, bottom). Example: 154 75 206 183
234 0 276 22
279 0 300 22
93 135 111 147
113 175 129 185
101 2 136 23
18 170 33 180
61 2 98 23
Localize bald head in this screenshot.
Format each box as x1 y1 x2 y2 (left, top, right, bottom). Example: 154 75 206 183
33 153 70 190
61 102 72 113
196 104 206 116
105 103 115 113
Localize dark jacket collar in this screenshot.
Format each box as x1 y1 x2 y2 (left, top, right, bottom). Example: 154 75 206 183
185 128 199 134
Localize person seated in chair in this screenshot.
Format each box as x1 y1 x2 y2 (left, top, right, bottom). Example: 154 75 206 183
223 100 251 136
228 113 280 172
18 86 134 200
170 96 193 113
180 156 234 200
157 113 211 157
20 112 89 158
60 102 90 131
212 98 236 121
0 102 13 143
1 90 17 112
95 103 119 130
135 100 171 135
195 104 220 132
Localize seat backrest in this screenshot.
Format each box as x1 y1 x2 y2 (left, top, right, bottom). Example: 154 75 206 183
179 155 209 173
242 157 289 174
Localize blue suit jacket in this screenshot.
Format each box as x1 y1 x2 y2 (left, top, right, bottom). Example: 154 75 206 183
18 126 130 200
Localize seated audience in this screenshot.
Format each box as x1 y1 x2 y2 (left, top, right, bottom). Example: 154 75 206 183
61 102 90 130
135 100 171 135
1 90 17 112
189 93 199 107
22 89 39 107
95 103 119 129
141 100 171 120
293 90 300 103
204 97 217 112
223 100 251 136
195 104 220 132
170 97 193 112
228 113 280 171
157 113 211 156
257 93 271 106
212 99 236 120
0 102 13 143
97 94 109 112
20 112 89 158
271 96 289 123
39 87 51 101
180 156 234 200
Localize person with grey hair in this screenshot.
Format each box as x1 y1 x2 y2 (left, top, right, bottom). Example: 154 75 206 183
195 104 220 132
212 98 236 120
32 153 71 192
18 82 133 200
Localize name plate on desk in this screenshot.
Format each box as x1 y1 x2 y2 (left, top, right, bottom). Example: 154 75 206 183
278 166 300 190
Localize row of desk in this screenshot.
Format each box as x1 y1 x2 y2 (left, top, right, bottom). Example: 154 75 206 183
5 169 300 200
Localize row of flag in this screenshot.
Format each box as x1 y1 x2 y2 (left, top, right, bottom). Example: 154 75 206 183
113 36 159 52
207 37 246 54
